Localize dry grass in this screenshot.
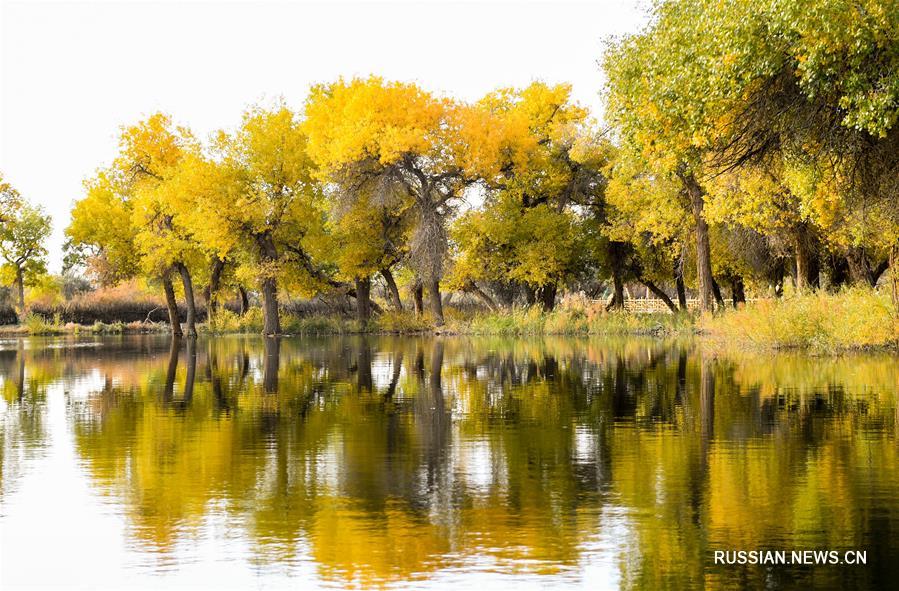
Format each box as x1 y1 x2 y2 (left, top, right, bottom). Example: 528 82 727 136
29 282 192 324
703 288 898 352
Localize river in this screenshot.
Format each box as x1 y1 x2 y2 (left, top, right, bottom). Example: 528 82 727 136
1 335 897 590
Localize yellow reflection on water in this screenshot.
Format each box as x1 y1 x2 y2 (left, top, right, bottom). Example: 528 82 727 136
1 335 898 590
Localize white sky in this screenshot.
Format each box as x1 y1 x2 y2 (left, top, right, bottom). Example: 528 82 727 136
0 0 649 272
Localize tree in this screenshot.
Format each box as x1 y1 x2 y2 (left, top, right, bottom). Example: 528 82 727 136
0 173 22 226
604 12 712 310
69 115 199 338
160 153 244 320
604 150 693 310
448 82 611 312
450 199 588 311
67 169 141 286
305 77 477 326
604 0 899 310
325 193 410 321
117 113 204 337
0 202 51 320
195 105 324 335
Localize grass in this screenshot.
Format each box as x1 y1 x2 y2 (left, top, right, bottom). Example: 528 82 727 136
446 304 694 336
23 313 66 335
205 308 434 335
206 308 355 335
703 287 898 352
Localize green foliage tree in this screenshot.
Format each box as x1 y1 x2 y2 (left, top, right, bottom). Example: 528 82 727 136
0 202 51 320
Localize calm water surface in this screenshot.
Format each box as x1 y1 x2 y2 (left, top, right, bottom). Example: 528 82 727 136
1 335 898 590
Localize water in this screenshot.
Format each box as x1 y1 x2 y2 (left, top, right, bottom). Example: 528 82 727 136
1 335 897 590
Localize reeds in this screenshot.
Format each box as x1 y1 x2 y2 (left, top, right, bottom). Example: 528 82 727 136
703 287 898 352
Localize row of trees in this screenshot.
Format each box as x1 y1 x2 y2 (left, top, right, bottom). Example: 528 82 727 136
63 79 618 335
6 0 897 334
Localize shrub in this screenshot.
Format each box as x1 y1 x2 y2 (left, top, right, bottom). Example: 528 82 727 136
589 310 695 335
23 312 64 335
204 308 264 334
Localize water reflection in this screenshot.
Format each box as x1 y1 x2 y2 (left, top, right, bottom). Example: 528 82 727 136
1 335 898 590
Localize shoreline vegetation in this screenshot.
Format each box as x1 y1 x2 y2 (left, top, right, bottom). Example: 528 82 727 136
2 288 896 353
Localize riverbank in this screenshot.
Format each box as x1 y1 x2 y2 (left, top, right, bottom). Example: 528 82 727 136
0 307 695 338
2 289 896 353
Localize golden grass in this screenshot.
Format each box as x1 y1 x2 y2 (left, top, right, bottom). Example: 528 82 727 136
703 287 898 352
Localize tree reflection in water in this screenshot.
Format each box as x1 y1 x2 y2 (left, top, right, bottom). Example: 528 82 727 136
1 335 898 590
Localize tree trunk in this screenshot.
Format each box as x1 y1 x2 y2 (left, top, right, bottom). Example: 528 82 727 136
606 241 629 311
15 267 25 322
354 276 372 323
730 276 746 308
380 268 403 311
793 226 819 293
428 278 445 326
539 283 557 312
891 243 899 317
847 247 876 287
237 286 249 316
772 260 786 297
465 281 499 312
260 277 279 336
795 238 808 294
679 171 715 312
641 279 678 313
524 284 537 307
827 255 850 290
162 272 183 338
711 277 725 308
674 253 688 310
412 280 424 316
871 259 889 286
207 257 225 317
808 253 821 289
675 274 688 310
256 234 280 336
175 262 198 337
607 272 625 311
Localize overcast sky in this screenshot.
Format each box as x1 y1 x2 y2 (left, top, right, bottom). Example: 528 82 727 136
1 0 649 272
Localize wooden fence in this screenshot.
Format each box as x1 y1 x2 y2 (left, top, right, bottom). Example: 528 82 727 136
594 297 766 314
